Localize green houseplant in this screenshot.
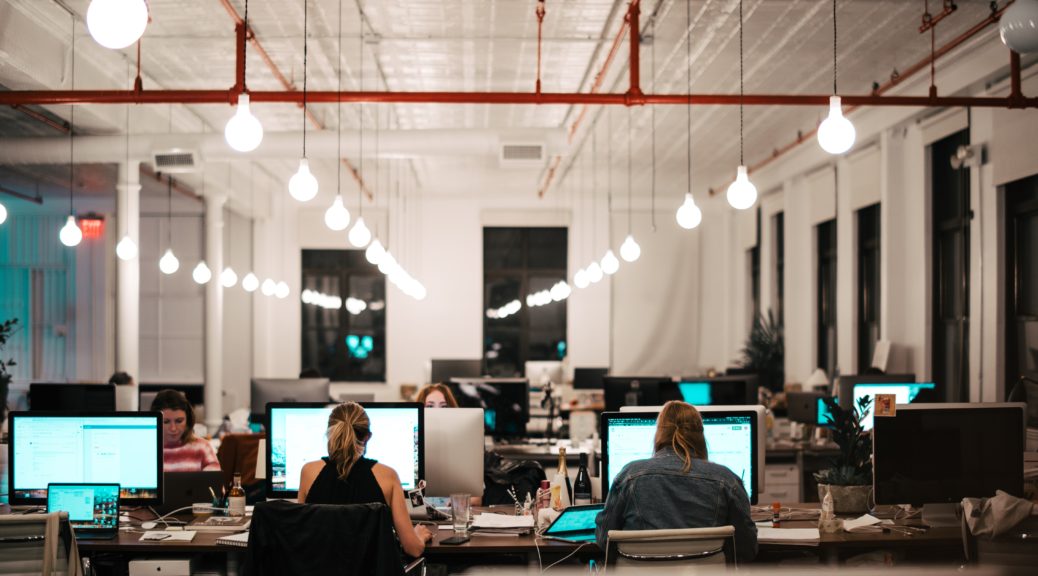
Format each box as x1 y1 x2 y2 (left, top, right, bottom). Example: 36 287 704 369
814 395 873 513
0 318 17 427
738 310 784 392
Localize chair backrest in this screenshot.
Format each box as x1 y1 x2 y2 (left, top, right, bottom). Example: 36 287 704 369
608 526 736 568
0 512 81 576
216 433 267 486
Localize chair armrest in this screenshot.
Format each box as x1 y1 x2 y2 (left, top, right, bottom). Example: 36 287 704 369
404 557 426 575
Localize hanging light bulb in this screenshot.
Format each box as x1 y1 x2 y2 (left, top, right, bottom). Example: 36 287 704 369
0 201 7 225
221 267 238 288
192 261 212 284
726 166 758 210
573 268 589 289
365 239 386 265
348 216 371 248
414 283 428 301
676 194 703 230
377 252 398 275
59 215 83 247
116 235 138 260
225 94 264 152
159 248 180 275
587 262 604 283
817 96 856 155
1000 0 1038 54
261 278 277 296
86 0 149 50
601 250 620 275
619 235 641 263
275 281 290 299
289 158 319 202
242 272 260 292
324 195 351 230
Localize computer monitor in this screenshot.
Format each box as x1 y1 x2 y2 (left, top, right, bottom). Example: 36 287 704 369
839 379 936 431
835 373 916 409
816 396 835 427
448 378 530 438
602 376 672 412
250 378 331 421
423 408 484 497
573 367 609 390
138 383 204 407
29 383 115 412
675 376 760 406
8 412 162 506
429 359 483 384
265 402 423 499
601 406 764 504
873 403 1025 526
786 391 826 424
525 361 564 388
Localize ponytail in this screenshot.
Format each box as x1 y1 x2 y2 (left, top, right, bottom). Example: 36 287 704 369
653 400 708 472
326 402 371 480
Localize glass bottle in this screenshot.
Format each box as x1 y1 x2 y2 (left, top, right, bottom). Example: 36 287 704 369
556 447 573 506
573 452 592 505
228 472 246 517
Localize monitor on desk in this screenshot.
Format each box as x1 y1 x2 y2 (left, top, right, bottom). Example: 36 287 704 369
873 403 1025 525
29 383 115 412
786 391 827 424
573 367 609 390
525 361 563 388
675 375 759 406
448 378 529 438
835 373 916 406
602 405 765 504
423 407 484 497
265 402 423 499
430 359 483 384
250 378 331 422
602 376 672 412
138 383 204 408
8 412 162 506
837 376 935 430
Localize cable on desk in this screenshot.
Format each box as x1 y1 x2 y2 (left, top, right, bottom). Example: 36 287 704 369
540 541 588 573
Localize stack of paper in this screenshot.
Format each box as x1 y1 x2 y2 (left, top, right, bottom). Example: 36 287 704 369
470 513 535 534
756 527 820 546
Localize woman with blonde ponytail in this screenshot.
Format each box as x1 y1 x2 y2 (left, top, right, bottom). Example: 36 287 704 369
297 402 432 558
594 401 757 563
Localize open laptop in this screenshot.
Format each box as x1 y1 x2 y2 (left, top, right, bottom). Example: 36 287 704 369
47 483 120 540
542 504 604 544
156 471 225 515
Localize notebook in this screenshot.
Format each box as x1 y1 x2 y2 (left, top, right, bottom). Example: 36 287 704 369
216 531 250 547
541 504 604 543
47 483 120 540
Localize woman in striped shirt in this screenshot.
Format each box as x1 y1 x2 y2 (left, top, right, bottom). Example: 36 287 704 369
151 389 220 473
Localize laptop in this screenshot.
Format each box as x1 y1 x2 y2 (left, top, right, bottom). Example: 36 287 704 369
47 483 120 540
542 504 604 544
157 471 225 515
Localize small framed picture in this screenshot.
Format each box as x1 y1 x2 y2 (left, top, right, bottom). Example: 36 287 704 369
874 394 896 418
407 489 425 508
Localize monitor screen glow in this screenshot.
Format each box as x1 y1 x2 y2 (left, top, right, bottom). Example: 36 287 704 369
678 382 713 405
852 383 936 430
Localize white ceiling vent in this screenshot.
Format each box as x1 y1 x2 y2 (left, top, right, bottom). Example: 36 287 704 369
499 143 545 167
152 149 198 173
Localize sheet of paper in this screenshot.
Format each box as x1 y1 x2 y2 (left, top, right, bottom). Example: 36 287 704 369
140 530 197 542
471 514 535 529
844 514 882 531
757 527 819 541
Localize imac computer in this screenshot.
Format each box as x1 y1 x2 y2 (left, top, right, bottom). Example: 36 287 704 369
786 391 827 424
29 383 116 412
602 376 672 412
675 376 760 406
837 378 936 431
430 359 483 384
8 412 162 506
266 402 424 500
423 408 485 497
250 378 331 422
873 403 1025 526
602 405 765 504
524 361 564 388
573 367 609 390
835 374 916 407
448 378 529 438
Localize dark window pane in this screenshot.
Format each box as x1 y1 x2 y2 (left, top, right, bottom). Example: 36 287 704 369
527 228 568 270
857 203 880 372
817 219 837 377
484 228 523 271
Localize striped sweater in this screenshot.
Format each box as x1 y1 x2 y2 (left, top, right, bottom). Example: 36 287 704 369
163 437 221 473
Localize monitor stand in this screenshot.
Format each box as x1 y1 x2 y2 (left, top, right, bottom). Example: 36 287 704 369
921 503 960 528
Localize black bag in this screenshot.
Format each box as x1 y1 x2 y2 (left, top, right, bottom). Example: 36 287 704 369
481 451 546 506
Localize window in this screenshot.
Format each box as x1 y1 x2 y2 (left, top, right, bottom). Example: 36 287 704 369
773 212 785 325
1005 173 1038 394
931 129 970 402
483 227 568 377
749 208 761 325
857 204 880 372
301 249 386 382
817 219 837 378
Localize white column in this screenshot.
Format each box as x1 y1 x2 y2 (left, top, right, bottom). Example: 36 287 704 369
204 193 227 431
116 161 141 411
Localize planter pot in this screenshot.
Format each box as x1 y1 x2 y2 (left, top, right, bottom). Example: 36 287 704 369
817 484 870 514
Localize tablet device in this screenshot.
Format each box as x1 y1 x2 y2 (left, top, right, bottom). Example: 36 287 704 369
542 504 604 543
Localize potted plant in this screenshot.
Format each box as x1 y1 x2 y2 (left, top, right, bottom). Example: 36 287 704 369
738 310 784 392
0 318 17 427
814 395 873 514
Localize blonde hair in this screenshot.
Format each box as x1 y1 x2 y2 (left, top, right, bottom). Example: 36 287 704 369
415 383 459 407
326 402 371 481
654 401 709 472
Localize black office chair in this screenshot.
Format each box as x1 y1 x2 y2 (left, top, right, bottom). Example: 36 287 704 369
243 500 424 576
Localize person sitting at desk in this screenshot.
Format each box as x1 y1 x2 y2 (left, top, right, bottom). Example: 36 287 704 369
595 400 757 563
297 401 432 558
415 383 458 408
151 389 221 473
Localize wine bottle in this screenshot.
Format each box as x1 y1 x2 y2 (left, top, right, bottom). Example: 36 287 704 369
573 452 592 505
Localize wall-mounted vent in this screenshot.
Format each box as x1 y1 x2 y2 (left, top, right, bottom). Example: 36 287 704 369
152 149 198 173
499 143 545 167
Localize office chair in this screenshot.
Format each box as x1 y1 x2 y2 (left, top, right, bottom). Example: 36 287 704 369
0 512 83 576
606 526 736 572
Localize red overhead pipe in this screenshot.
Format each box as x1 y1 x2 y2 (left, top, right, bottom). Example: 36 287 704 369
535 1 546 96
627 0 643 101
919 0 957 33
12 104 70 134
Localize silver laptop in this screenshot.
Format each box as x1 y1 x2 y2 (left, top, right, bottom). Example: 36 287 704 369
47 483 120 540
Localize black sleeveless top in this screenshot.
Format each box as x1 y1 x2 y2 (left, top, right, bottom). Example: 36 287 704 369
305 457 387 506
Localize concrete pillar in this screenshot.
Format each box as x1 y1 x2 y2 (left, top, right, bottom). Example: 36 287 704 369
204 193 227 431
115 161 141 411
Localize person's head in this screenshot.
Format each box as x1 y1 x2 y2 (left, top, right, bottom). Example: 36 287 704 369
415 383 458 408
150 390 196 446
108 371 134 386
299 367 322 379
326 402 371 480
654 400 709 472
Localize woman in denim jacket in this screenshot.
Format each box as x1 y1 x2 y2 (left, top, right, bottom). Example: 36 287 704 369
594 401 758 563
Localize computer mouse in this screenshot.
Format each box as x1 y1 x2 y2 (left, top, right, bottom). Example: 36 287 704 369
140 521 158 530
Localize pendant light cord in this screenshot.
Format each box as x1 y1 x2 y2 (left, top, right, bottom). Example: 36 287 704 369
358 4 364 218
125 61 131 237
243 0 249 90
336 0 342 198
686 0 692 199
650 14 657 232
69 13 75 216
627 107 632 234
832 0 838 95
167 176 173 249
739 0 744 167
592 127 598 251
607 108 613 224
302 0 308 158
